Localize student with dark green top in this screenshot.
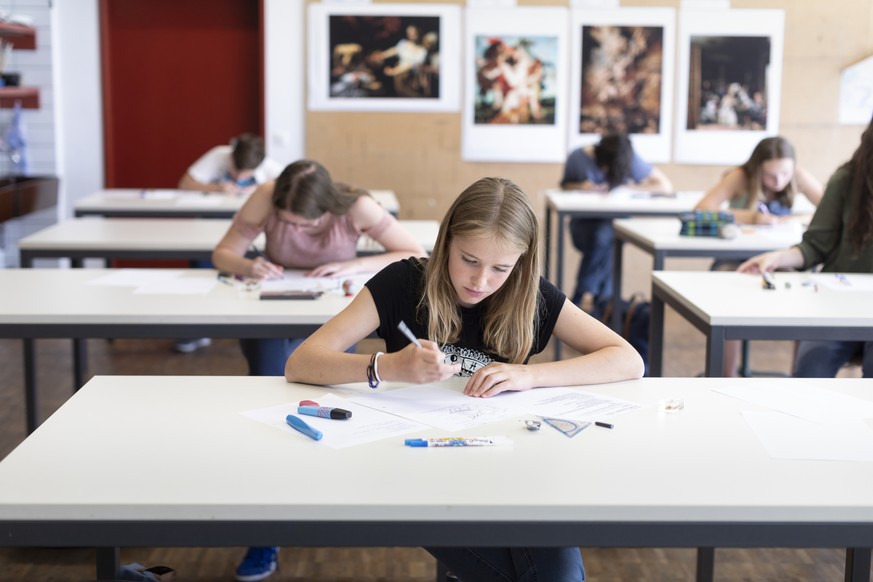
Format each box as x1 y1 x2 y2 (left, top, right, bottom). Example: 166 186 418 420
738 118 873 377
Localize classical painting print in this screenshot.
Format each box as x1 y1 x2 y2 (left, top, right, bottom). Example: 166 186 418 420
569 8 675 163
462 7 568 163
686 36 771 131
473 34 559 126
309 3 460 112
579 25 664 135
675 9 784 164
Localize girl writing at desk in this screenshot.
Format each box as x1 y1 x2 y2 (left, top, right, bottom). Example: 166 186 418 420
694 136 823 224
286 176 644 581
738 119 873 378
212 159 424 582
696 136 824 376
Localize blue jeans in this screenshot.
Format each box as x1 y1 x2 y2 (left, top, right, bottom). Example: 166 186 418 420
569 218 613 306
793 340 873 378
239 338 305 376
239 338 356 376
425 546 584 582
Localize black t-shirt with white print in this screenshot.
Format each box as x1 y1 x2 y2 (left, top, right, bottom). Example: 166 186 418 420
365 258 566 377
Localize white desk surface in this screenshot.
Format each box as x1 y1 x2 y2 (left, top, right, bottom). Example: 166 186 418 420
614 218 805 253
2 375 873 528
652 271 873 329
545 189 703 214
74 188 400 216
19 217 437 255
0 268 354 329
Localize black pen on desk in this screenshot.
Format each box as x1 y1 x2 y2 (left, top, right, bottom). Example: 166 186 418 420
594 421 613 429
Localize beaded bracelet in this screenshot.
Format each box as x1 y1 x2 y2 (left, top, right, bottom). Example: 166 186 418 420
366 351 384 389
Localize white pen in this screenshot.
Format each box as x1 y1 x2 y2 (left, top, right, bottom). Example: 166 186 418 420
397 320 422 348
404 436 512 447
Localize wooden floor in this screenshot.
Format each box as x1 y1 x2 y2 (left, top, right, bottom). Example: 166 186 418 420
0 310 865 581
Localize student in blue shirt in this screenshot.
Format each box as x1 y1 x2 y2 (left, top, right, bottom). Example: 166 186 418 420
560 133 673 312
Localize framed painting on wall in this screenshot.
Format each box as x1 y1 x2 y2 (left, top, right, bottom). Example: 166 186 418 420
568 7 675 164
461 7 569 163
674 9 785 165
308 3 460 112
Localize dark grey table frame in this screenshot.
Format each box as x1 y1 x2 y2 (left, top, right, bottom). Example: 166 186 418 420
0 518 869 581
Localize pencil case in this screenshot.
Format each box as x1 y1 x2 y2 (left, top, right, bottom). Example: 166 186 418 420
678 211 735 237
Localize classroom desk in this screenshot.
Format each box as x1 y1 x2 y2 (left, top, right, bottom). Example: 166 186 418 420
650 271 873 377
73 188 401 218
543 190 701 358
18 217 438 266
611 218 805 331
0 268 356 433
0 375 870 581
542 189 702 288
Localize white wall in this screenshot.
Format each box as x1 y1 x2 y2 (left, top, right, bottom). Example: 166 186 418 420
52 0 102 219
265 0 306 167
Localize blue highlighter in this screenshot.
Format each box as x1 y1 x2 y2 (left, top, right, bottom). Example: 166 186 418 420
285 414 323 441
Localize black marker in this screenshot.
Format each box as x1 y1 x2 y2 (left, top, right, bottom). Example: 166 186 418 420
594 421 613 429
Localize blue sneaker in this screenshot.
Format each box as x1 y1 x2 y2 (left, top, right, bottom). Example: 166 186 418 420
234 546 278 582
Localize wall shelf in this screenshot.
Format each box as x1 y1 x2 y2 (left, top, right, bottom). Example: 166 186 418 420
0 87 38 109
0 22 38 108
0 22 36 50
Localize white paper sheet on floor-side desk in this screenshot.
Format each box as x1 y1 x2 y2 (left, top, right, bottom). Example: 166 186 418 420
713 381 873 424
741 410 873 461
87 269 183 287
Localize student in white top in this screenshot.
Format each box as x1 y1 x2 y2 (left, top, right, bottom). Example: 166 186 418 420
178 133 282 196
174 134 282 354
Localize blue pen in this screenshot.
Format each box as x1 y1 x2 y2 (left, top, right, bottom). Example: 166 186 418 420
285 414 323 441
298 405 351 420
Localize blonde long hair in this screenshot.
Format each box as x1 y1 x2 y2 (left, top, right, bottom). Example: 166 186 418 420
740 136 798 210
421 177 540 363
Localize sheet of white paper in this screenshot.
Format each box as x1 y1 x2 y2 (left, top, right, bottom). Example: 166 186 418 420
741 410 873 462
259 270 375 293
139 190 178 200
351 384 523 431
174 194 223 207
132 277 217 295
240 393 427 449
814 273 873 292
713 381 873 424
87 269 184 287
497 387 642 421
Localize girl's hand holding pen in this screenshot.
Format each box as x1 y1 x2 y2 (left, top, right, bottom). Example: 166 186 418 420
383 340 461 384
465 362 533 398
249 256 284 280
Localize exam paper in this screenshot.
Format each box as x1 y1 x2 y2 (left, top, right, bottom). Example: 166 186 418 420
87 269 184 287
741 410 873 462
259 270 375 293
713 381 873 424
498 387 642 421
814 273 873 292
351 384 524 431
241 393 427 449
132 277 217 295
174 194 223 207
